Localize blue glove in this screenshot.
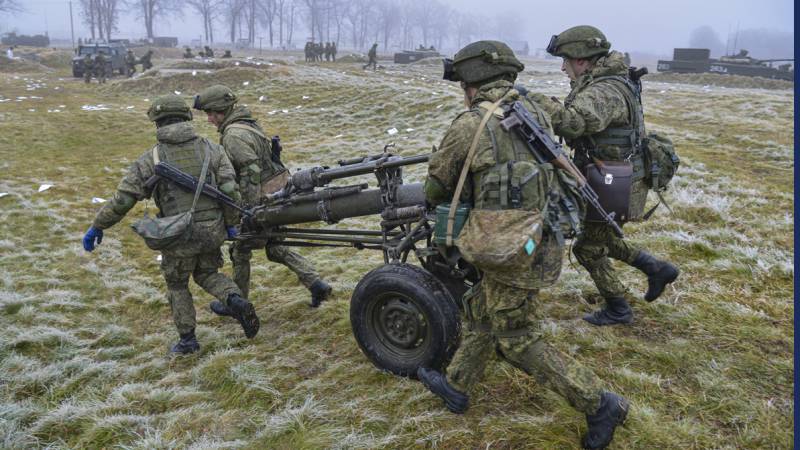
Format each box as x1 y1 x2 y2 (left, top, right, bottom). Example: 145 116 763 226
226 226 239 239
83 226 103 252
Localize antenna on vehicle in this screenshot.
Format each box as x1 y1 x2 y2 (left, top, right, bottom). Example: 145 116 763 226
732 21 740 56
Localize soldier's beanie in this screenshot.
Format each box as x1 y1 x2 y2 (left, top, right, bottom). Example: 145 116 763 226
147 94 192 122
548 25 611 59
194 84 238 111
452 40 524 85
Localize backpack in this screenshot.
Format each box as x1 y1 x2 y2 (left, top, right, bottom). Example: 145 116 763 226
642 133 680 192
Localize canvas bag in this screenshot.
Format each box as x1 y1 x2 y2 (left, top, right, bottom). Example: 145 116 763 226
131 143 210 251
445 97 544 271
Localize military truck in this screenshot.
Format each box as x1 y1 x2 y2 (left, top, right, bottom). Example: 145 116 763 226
72 43 128 78
394 47 441 64
657 48 794 81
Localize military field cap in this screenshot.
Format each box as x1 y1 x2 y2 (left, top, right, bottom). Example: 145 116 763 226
147 94 192 122
194 84 238 111
547 25 611 59
444 40 524 85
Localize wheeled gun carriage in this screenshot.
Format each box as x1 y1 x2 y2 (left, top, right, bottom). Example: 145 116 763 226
238 147 478 377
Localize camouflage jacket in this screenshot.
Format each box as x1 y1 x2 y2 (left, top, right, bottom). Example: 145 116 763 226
425 80 563 289
92 121 240 231
425 80 555 206
218 105 283 207
530 51 639 168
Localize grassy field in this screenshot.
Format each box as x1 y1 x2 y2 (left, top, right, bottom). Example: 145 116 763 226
0 49 793 449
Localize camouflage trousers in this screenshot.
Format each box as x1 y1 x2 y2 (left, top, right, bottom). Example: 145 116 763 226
161 250 241 335
229 241 321 299
447 275 603 415
572 221 642 299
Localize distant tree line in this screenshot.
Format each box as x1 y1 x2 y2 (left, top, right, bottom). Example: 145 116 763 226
69 0 523 52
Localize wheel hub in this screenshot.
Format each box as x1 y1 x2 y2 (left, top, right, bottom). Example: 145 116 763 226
377 297 427 349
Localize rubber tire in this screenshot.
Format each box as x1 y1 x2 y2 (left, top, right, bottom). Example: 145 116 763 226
350 263 461 378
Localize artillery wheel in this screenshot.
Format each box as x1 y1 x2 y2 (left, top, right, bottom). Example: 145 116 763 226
350 263 461 378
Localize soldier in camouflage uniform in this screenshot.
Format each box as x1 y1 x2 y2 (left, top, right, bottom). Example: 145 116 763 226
82 94 261 354
416 41 628 450
363 43 378 70
530 26 679 326
83 53 93 83
94 51 107 84
193 85 332 309
140 49 154 71
125 50 137 77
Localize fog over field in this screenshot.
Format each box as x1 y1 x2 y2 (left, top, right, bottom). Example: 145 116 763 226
0 1 794 448
1 0 794 57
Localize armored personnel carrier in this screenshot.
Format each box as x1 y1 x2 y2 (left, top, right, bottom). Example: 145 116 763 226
657 48 793 81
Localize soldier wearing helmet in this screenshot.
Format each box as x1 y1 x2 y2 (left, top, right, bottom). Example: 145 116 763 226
417 40 628 450
533 25 679 326
193 85 332 309
81 94 260 354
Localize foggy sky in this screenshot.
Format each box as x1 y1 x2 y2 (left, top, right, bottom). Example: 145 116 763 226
2 0 793 56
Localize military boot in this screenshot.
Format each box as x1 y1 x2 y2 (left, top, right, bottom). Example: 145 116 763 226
583 392 629 450
209 300 233 317
631 251 679 302
170 329 200 355
583 297 633 326
417 367 469 414
309 279 332 308
226 293 260 338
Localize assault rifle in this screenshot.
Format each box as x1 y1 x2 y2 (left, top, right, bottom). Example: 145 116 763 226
500 101 625 238
144 162 252 217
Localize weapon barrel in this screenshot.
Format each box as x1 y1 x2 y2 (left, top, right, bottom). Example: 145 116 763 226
293 154 430 189
254 182 425 227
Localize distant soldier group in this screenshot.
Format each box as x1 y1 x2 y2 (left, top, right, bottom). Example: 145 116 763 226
304 41 336 62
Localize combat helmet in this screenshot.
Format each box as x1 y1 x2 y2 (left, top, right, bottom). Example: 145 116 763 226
147 94 192 122
443 40 524 85
193 84 238 112
547 25 611 59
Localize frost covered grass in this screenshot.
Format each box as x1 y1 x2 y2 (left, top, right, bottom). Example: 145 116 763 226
0 49 793 448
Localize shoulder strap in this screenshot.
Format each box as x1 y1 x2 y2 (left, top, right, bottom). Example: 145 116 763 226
445 98 505 247
189 143 211 214
225 122 267 140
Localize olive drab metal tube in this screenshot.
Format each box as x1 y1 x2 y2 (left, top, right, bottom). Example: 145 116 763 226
253 183 426 227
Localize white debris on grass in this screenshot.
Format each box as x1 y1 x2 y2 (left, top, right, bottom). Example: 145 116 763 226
27 109 35 112
405 128 415 132
174 90 181 95
156 254 162 262
38 184 53 193
192 70 197 76
243 81 250 86
81 105 110 111
386 128 398 135
0 193 8 198
91 197 106 204
281 109 288 113
334 134 344 138
302 95 310 100
259 95 266 102
435 104 444 109
295 105 302 109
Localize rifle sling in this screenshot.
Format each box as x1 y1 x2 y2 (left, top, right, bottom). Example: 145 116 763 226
446 98 504 247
